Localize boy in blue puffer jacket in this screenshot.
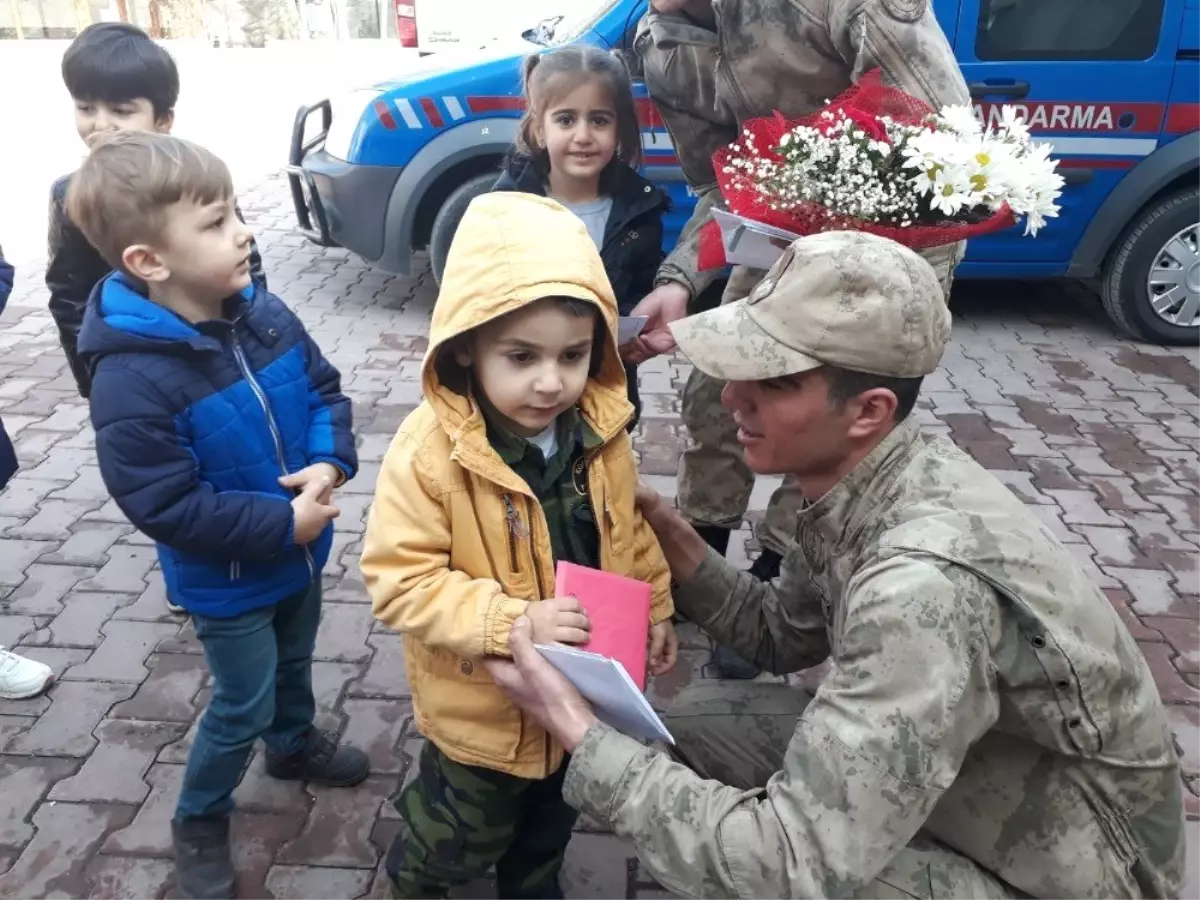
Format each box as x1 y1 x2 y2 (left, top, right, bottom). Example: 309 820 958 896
71 131 369 900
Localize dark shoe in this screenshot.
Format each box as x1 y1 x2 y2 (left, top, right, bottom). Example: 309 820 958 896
264 728 370 786
748 548 783 583
712 644 761 680
172 816 234 900
693 525 732 557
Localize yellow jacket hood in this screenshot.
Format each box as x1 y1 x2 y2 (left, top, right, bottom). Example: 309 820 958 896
421 192 632 442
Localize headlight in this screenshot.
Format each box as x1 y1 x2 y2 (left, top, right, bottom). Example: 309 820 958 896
322 89 384 162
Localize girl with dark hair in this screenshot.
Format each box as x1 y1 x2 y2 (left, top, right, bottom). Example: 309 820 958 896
493 44 669 433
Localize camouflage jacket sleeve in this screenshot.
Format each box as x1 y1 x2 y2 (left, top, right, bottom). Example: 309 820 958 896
635 12 738 301
828 0 970 109
674 547 829 674
563 556 1002 898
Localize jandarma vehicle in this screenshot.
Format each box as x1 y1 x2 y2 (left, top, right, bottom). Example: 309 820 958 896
289 0 1200 345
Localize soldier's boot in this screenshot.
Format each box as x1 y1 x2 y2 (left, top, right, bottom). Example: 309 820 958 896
172 816 235 900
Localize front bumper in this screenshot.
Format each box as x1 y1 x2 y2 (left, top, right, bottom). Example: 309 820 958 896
287 101 402 264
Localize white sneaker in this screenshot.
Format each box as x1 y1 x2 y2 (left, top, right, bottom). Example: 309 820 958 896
0 647 54 700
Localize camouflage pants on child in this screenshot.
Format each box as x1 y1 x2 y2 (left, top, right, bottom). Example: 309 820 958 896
385 741 578 899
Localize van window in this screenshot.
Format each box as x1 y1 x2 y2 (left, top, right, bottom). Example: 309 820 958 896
976 0 1165 61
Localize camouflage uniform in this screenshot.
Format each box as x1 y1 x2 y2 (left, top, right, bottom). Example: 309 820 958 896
559 234 1185 898
387 741 577 899
635 0 971 554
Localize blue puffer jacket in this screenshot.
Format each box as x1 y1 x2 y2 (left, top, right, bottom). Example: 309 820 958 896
77 273 357 618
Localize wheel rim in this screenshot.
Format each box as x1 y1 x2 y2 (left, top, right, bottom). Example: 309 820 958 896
1146 223 1200 328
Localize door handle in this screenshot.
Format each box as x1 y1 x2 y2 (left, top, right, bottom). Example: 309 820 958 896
968 80 1031 99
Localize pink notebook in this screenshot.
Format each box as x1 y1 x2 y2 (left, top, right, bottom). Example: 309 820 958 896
555 561 651 691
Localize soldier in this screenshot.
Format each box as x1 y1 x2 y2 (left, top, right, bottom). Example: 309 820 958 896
622 0 971 678
491 231 1186 899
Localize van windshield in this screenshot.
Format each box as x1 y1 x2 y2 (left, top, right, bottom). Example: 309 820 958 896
547 0 628 44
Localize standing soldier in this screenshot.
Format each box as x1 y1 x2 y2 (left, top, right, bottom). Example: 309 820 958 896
623 0 971 678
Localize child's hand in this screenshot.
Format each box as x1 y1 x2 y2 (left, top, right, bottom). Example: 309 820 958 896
280 463 341 504
290 476 340 545
525 596 591 646
648 620 678 677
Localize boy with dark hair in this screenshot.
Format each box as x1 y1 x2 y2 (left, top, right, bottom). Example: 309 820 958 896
70 131 367 900
47 22 265 403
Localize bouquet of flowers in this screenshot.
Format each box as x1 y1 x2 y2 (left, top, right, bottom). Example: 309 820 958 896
697 70 1065 271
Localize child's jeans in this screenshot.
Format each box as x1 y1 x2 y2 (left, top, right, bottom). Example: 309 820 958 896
175 580 322 821
386 741 578 899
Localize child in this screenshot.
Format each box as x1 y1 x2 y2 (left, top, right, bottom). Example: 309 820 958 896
0 244 56 702
492 45 668 433
47 22 266 403
361 192 678 899
69 131 368 900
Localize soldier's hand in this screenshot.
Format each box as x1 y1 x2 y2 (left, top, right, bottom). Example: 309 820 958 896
621 281 690 364
525 596 591 646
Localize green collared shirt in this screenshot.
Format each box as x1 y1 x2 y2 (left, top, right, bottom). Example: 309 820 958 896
479 393 603 570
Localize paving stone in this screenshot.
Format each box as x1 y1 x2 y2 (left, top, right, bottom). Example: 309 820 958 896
265 864 374 900
0 479 72 518
85 855 174 900
0 716 35 748
1167 704 1200 780
0 614 39 648
1044 489 1122 526
234 750 313 816
1108 567 1190 617
112 582 185 624
156 688 209 765
5 681 135 757
313 602 373 662
340 698 412 774
2 564 98 616
40 524 135 568
47 466 111 504
50 719 185 804
276 774 394 868
9 500 108 541
23 593 134 648
351 634 411 699
1150 493 1200 533
1104 589 1166 643
312 661 363 731
101 763 184 856
988 470 1052 505
0 539 62 586
1137 641 1200 704
0 755 79 848
227 812 307 900
0 801 134 898
1071 526 1155 568
110 653 208 723
64 621 181 683
76 546 158 594
1142 616 1200 674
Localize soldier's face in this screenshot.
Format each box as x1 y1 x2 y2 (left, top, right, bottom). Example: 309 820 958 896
721 369 867 487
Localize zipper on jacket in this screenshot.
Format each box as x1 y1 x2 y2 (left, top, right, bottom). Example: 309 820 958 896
229 560 241 581
502 494 526 573
231 328 315 580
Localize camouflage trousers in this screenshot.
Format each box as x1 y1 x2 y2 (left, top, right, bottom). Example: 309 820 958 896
677 243 964 556
385 741 578 899
661 680 1023 899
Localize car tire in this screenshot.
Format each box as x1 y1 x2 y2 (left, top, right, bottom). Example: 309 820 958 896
1100 186 1199 346
429 173 498 286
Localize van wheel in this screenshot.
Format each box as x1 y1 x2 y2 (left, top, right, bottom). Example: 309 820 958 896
1101 187 1199 345
429 173 498 286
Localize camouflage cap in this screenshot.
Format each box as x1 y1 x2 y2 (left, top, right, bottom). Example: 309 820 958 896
669 231 952 381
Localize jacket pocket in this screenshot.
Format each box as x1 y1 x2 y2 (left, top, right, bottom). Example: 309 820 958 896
408 640 523 762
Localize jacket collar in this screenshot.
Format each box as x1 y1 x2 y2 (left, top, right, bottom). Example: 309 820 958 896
797 418 924 547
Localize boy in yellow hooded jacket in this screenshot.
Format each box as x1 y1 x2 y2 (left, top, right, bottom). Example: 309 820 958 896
361 192 676 898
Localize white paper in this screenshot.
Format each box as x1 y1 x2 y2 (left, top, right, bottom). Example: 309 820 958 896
534 643 674 744
617 316 649 345
711 207 801 269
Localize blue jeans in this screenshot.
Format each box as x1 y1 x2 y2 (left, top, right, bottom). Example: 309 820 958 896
175 580 321 821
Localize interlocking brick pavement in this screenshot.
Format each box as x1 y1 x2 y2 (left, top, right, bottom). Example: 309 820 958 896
0 172 1196 898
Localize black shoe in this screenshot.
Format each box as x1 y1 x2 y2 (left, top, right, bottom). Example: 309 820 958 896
748 549 783 583
693 525 732 557
264 728 370 786
711 644 761 680
172 816 235 900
